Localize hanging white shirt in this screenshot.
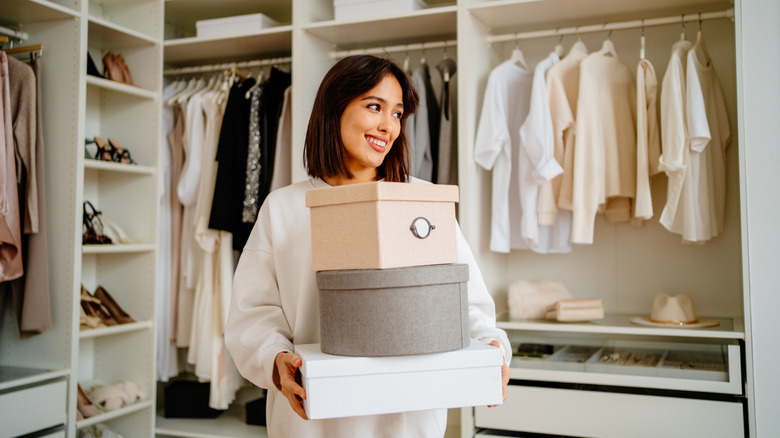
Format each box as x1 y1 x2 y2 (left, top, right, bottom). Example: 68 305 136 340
474 60 533 253
517 52 569 253
634 58 662 222
658 40 693 234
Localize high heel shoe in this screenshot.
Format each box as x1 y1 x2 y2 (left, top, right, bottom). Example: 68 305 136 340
107 138 137 165
81 285 117 327
93 285 135 324
77 383 102 418
83 201 112 245
85 136 114 162
114 53 135 86
102 51 124 83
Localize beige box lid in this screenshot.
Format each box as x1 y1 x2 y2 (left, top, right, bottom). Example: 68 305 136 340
306 181 459 208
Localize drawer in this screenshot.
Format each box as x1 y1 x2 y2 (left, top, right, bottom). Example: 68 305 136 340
475 385 744 438
0 379 66 438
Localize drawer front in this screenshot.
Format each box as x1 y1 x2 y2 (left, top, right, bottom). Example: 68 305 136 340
475 385 744 438
0 380 67 438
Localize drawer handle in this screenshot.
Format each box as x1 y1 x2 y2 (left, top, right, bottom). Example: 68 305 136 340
410 217 435 239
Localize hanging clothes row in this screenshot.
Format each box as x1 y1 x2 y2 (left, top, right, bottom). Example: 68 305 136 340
158 61 292 411
0 41 51 337
475 15 730 254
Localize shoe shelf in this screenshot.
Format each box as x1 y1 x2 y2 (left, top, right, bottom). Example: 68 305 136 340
88 16 159 49
84 159 156 176
163 26 293 67
2 0 79 22
79 320 153 340
155 404 268 438
302 5 457 50
76 399 154 429
82 243 155 254
86 75 157 100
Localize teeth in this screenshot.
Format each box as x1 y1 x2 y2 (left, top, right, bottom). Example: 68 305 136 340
367 137 387 147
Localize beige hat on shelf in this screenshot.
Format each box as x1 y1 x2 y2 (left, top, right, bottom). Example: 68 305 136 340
630 293 719 328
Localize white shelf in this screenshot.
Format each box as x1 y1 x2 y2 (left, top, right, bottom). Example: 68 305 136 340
467 0 728 34
76 399 154 429
79 320 153 340
163 25 293 66
86 75 157 99
2 0 79 22
156 404 268 438
82 243 156 254
302 5 457 50
84 159 155 175
496 313 744 340
0 367 69 392
88 15 159 48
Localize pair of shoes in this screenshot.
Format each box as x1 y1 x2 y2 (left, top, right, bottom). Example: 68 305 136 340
102 51 134 86
88 380 144 412
83 201 112 245
94 285 135 324
77 383 101 418
81 285 117 328
87 52 102 78
85 137 137 165
81 284 135 326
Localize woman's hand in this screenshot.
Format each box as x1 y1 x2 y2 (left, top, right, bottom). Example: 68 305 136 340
274 351 309 420
488 340 511 407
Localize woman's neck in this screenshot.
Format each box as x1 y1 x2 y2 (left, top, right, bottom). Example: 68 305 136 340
324 168 377 186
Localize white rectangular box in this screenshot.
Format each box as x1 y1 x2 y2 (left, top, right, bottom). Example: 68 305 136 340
297 341 503 420
306 181 459 271
334 0 427 21
196 13 279 38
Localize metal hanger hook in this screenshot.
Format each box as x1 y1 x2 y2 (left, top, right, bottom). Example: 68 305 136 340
699 12 703 30
682 13 686 34
641 18 645 36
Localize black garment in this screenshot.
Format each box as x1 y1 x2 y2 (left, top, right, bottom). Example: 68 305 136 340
418 63 440 182
208 77 256 244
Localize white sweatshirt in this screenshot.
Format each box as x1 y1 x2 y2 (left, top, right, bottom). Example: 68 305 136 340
225 177 511 438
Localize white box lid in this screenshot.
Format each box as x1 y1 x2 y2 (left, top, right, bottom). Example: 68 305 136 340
196 13 278 28
297 341 501 378
305 181 459 208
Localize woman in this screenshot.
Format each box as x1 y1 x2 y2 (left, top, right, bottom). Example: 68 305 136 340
225 55 510 438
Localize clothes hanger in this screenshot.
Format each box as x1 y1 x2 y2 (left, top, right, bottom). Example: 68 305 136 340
403 45 411 73
680 14 687 41
509 33 528 69
554 32 565 58
692 13 712 66
419 44 427 66
598 28 617 57
244 66 265 99
570 26 589 54
640 19 646 60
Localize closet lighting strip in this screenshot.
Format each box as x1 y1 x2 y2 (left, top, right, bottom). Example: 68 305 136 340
331 39 458 59
163 56 292 75
487 8 734 44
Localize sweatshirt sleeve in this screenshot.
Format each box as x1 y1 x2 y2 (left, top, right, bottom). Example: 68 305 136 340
225 201 294 391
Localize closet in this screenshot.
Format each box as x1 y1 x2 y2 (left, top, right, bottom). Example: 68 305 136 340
1 0 162 437
1 0 778 437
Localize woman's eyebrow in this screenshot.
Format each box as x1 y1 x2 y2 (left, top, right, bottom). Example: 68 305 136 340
361 96 404 108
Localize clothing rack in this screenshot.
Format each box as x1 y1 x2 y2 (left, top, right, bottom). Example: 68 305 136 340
487 8 734 44
331 39 457 59
0 24 28 42
163 56 292 76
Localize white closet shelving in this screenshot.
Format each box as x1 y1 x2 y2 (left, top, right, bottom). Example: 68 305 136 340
0 0 162 436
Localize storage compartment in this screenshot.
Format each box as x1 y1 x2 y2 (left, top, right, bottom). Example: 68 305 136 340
306 181 459 271
196 13 279 38
476 385 744 437
316 263 469 356
297 341 502 420
0 379 66 437
334 0 428 21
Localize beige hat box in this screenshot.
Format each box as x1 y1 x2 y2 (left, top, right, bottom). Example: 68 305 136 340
297 341 503 420
306 181 459 271
196 13 279 38
316 263 469 357
333 0 428 21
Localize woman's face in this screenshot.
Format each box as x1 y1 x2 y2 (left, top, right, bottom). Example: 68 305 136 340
339 74 404 181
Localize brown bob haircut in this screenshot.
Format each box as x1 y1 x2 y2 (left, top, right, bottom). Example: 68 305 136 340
304 55 419 183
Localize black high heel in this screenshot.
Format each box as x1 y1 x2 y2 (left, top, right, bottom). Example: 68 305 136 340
83 201 112 245
107 137 137 165
85 136 114 162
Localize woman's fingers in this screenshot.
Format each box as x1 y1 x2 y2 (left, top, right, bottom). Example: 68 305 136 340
276 353 309 419
488 340 511 407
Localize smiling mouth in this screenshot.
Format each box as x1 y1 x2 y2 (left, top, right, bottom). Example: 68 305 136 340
366 136 387 152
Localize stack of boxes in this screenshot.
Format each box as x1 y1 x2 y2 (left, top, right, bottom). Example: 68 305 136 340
299 181 502 419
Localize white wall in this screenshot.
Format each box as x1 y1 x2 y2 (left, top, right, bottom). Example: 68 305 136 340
737 0 780 435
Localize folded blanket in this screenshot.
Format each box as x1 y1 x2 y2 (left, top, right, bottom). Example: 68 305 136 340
545 299 605 322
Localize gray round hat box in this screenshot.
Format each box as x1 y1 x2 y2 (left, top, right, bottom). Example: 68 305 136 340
316 263 470 357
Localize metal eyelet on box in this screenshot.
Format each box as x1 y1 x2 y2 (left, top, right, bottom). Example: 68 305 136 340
410 217 435 239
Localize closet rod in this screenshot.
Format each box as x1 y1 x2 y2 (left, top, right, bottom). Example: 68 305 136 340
163 56 292 75
331 39 457 59
0 24 28 42
487 8 734 44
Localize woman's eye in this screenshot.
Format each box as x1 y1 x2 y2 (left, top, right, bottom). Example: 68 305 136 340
367 104 380 111
392 111 403 119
